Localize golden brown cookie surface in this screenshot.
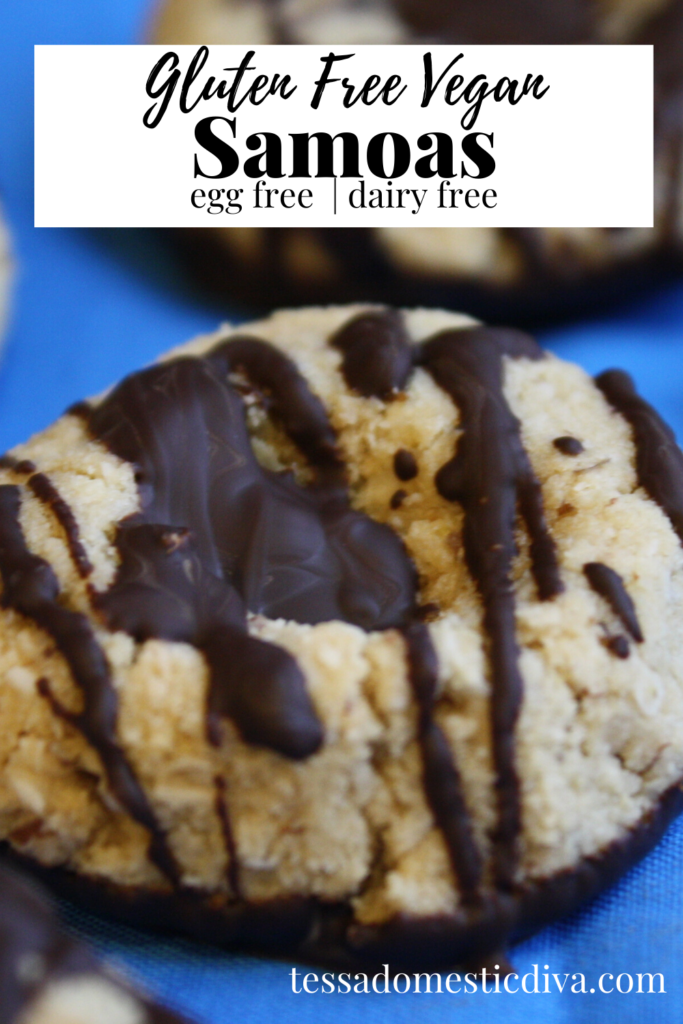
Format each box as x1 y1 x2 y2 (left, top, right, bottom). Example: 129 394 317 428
1 306 683 967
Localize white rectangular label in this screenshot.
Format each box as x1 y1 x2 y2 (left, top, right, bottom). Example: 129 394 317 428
35 44 653 228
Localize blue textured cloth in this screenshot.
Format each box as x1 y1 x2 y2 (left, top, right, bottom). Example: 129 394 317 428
1 4 683 1022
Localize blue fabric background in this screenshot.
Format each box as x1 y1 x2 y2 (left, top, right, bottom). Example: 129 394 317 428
1 4 683 1022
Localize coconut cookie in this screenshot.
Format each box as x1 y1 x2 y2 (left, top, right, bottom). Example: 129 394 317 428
0 864 191 1024
1 305 683 970
149 0 683 322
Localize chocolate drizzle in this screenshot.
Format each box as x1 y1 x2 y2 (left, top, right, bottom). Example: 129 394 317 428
331 308 413 399
215 776 241 898
402 622 483 900
0 485 179 885
604 635 630 660
596 369 683 542
27 473 93 579
0 456 36 475
553 436 584 456
326 313 564 889
0 460 91 579
417 327 564 886
393 449 418 481
584 562 643 643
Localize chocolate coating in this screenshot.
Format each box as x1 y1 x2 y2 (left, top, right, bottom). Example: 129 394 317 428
553 436 584 456
3 780 682 973
584 562 643 643
331 308 413 399
596 369 683 543
393 448 419 481
605 635 630 659
402 622 483 900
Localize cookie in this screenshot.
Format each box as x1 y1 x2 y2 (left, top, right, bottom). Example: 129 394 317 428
0 864 189 1024
149 0 683 322
1 305 683 970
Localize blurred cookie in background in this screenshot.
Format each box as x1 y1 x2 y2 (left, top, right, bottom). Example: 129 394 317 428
149 0 683 323
0 864 191 1024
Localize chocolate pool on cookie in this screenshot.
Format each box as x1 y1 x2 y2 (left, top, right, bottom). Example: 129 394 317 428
0 306 682 969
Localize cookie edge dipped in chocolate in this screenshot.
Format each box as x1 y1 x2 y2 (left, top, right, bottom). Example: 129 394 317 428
0 307 682 971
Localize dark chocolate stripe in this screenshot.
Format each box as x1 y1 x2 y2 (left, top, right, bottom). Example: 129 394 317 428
553 436 584 456
584 562 643 642
394 448 418 481
3 779 683 973
215 775 241 899
0 455 37 475
331 308 413 400
402 623 483 899
596 369 683 542
326 314 564 892
27 472 93 579
0 485 179 885
418 327 564 888
65 401 92 421
605 634 630 659
209 335 343 479
326 312 498 895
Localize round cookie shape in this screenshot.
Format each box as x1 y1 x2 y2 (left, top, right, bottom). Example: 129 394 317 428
0 864 189 1024
1 305 683 970
149 0 683 322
